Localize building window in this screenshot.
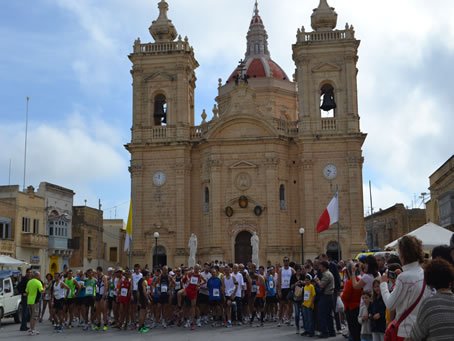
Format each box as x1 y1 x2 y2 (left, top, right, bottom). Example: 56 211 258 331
110 247 118 262
154 94 167 126
280 184 286 210
87 237 92 251
204 187 210 212
0 222 11 239
33 219 39 234
22 217 30 233
320 84 336 118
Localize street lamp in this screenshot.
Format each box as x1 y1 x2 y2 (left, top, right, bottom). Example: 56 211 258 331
299 227 305 264
153 232 159 269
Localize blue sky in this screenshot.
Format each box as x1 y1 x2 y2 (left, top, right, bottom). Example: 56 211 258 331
1 0 453 222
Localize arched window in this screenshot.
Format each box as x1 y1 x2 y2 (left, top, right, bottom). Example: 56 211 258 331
280 184 286 210
320 84 336 118
204 187 210 212
154 94 167 126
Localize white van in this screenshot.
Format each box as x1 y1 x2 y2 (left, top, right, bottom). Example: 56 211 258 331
0 270 22 327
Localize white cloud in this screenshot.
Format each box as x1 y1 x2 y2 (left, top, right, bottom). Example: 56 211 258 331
0 112 128 194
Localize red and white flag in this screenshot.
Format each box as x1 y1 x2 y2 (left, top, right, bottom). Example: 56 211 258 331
317 192 339 233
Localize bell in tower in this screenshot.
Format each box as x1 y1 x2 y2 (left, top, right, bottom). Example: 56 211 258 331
154 94 167 126
320 84 337 112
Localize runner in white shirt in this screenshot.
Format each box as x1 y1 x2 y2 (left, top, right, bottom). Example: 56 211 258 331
131 264 143 328
277 256 296 326
222 267 238 328
232 264 245 324
198 263 212 326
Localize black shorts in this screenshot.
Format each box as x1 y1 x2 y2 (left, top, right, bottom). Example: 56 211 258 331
242 295 249 305
266 296 278 304
209 299 222 307
108 296 115 310
132 290 138 304
159 293 169 305
254 297 264 309
75 297 85 305
183 296 192 307
95 294 106 302
197 293 209 305
84 296 95 307
139 297 148 310
171 294 178 306
64 298 74 306
280 289 290 302
54 299 64 311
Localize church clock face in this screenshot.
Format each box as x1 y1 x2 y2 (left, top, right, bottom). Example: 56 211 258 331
153 171 166 186
323 164 337 180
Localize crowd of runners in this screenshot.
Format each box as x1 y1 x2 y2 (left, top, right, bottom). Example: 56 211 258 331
18 234 454 340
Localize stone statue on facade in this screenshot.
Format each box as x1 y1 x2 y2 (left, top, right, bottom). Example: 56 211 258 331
251 232 259 265
188 233 197 267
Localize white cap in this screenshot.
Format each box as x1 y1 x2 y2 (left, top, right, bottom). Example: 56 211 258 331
107 267 114 272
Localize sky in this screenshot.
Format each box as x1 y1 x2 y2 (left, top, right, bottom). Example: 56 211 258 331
1 0 453 222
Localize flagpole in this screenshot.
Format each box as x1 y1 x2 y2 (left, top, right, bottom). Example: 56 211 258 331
129 175 134 270
336 185 340 261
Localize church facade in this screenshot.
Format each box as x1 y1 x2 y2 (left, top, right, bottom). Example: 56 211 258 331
125 0 367 267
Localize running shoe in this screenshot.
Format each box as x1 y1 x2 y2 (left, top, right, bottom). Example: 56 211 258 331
103 325 108 331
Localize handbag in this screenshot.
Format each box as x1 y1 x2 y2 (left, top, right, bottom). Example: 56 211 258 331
294 286 303 301
384 280 426 341
335 295 344 313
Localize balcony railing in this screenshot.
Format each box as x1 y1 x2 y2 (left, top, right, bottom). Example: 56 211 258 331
133 40 192 54
297 27 355 43
0 239 14 255
20 233 48 249
321 118 337 131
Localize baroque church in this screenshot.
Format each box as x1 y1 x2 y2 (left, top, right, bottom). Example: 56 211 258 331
125 0 367 267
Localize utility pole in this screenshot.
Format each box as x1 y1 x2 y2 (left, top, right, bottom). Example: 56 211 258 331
8 159 11 185
369 181 374 249
97 199 102 267
23 96 30 190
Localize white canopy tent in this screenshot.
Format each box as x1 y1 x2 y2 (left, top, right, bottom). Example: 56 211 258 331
0 255 27 268
385 222 454 251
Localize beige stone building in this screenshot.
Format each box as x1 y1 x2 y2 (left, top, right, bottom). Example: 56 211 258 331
364 204 426 250
69 205 105 269
426 155 454 231
103 219 124 268
126 0 367 266
0 185 48 271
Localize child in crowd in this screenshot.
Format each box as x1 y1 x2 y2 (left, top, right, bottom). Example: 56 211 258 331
369 280 386 341
301 274 315 337
358 291 372 341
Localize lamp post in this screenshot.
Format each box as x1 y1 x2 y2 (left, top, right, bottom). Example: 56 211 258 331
299 227 305 264
153 232 159 269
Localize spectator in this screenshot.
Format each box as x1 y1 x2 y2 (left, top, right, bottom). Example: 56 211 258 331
25 271 44 336
375 255 386 275
301 274 315 337
18 268 32 331
290 265 305 334
358 291 372 341
432 245 453 265
352 255 380 294
410 258 454 340
315 261 336 338
341 261 363 341
380 235 430 341
369 280 386 341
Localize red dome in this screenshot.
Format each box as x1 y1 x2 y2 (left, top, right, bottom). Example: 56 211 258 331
228 57 289 83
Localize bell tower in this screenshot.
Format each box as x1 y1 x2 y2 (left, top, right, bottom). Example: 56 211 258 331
293 0 360 134
129 0 198 142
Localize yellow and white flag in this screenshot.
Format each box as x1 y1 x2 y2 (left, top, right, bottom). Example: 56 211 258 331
124 200 132 252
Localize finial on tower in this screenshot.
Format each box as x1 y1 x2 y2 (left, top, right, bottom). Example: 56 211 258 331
245 0 270 58
311 0 338 32
149 0 178 42
254 0 259 16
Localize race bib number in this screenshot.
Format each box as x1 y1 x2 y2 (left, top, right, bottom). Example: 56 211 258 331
269 281 274 289
86 286 94 295
190 277 198 285
146 286 150 294
78 281 84 287
161 285 168 293
251 285 257 293
121 288 128 297
109 290 115 297
304 290 310 301
175 282 181 290
227 288 234 296
283 279 290 287
54 291 61 300
44 294 50 300
213 289 220 297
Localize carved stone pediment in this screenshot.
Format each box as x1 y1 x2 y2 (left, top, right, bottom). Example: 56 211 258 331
229 160 258 169
144 72 175 82
221 83 262 117
312 63 342 73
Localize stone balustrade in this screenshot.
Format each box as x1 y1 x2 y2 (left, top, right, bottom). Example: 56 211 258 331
297 28 355 43
20 233 48 248
321 117 337 131
134 41 192 54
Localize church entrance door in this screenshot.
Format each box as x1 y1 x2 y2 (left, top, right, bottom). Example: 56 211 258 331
235 231 252 265
326 241 341 261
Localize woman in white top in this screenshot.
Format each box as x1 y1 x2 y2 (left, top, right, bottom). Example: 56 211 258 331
379 235 431 340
